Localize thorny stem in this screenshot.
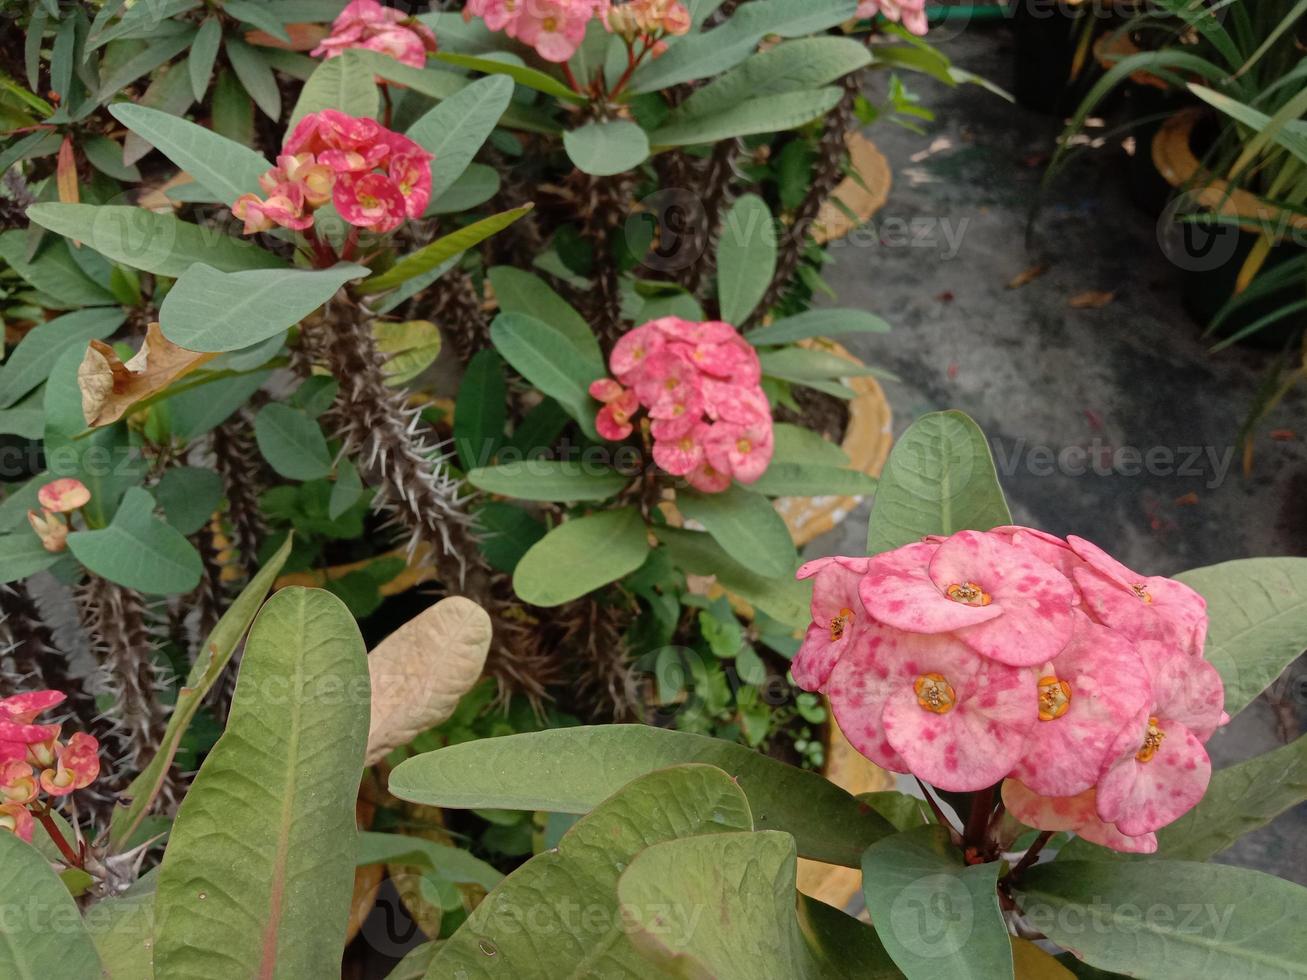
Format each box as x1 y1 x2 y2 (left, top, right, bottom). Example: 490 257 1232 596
1002 830 1055 885
34 805 82 868
915 777 960 841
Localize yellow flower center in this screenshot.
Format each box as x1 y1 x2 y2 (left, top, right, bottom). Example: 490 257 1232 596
736 438 752 454
946 582 991 606
543 15 558 30
913 673 956 714
1037 675 1072 721
1131 583 1153 603
829 607 854 642
1136 716 1165 762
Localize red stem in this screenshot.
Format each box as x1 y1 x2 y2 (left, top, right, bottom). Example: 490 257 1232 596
34 807 82 868
1003 830 1054 884
915 777 960 839
302 224 338 268
607 37 647 101
964 785 996 851
340 226 361 262
562 62 584 96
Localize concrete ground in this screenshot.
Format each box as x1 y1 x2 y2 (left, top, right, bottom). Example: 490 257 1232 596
809 24 1307 882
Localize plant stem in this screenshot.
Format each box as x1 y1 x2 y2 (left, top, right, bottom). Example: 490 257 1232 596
964 784 996 851
34 807 82 868
562 61 584 95
1003 830 1054 884
915 777 959 838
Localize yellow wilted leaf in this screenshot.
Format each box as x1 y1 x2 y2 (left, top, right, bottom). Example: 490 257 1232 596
77 323 215 427
373 319 442 387
365 596 491 766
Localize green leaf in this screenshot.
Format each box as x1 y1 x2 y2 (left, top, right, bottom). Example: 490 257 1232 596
67 487 202 595
675 37 872 122
862 826 1013 980
651 87 843 146
678 485 794 579
225 37 281 120
358 205 532 294
434 50 584 103
155 466 223 535
154 587 369 980
0 388 44 440
747 462 877 498
0 230 116 307
1058 734 1307 865
95 31 196 105
288 50 380 131
426 162 501 214
109 536 294 850
716 193 776 325
91 875 157 979
656 525 810 628
512 508 648 606
771 422 850 466
26 204 285 277
108 103 271 205
212 67 255 146
563 119 650 176
1013 861 1307 980
189 15 222 101
0 532 62 584
1174 558 1307 718
454 349 506 470
159 263 367 352
254 403 332 480
486 266 601 366
81 136 143 182
426 766 752 978
356 832 503 890
489 311 603 439
328 459 363 521
372 319 442 386
388 725 894 868
468 461 628 502
620 831 900 979
224 0 291 41
474 501 545 573
746 308 892 346
407 74 513 191
0 308 125 409
867 410 1012 554
759 346 878 382
0 834 102 979
629 0 858 93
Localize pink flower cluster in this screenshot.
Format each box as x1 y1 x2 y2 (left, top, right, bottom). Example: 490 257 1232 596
589 317 774 494
1 691 100 843
604 0 691 42
464 0 610 62
233 111 432 236
793 527 1224 853
856 0 928 35
27 477 89 553
311 0 438 69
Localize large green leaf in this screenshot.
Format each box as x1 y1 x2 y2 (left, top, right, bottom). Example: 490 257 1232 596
426 765 751 978
759 347 878 382
620 831 900 979
866 410 1012 554
771 422 850 466
91 874 157 979
357 832 503 891
109 537 295 850
388 725 894 868
747 462 877 498
108 103 271 205
454 349 506 470
26 204 285 277
358 205 532 294
159 263 368 352
0 307 125 409
674 36 871 121
862 826 1013 980
0 230 115 306
1175 558 1307 717
434 50 583 103
746 308 892 346
717 193 777 325
563 119 651 176
629 0 858 93
678 485 794 579
489 311 603 439
468 461 628 501
0 834 102 979
1057 734 1307 865
225 37 281 120
656 525 811 627
254 403 332 481
154 587 369 980
1013 861 1307 979
0 532 62 584
67 487 202 595
651 87 843 146
407 74 513 192
512 508 648 606
288 50 380 131
486 266 601 366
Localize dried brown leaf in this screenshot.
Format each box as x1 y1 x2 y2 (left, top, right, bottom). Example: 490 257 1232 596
244 24 328 51
1068 290 1116 309
1007 264 1048 289
365 596 492 766
77 323 215 427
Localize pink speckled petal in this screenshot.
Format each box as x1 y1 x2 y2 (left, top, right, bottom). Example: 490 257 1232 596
796 556 870 580
1001 780 1157 854
1096 720 1211 836
824 625 914 773
990 525 1084 578
1143 643 1225 741
1011 615 1151 796
0 690 65 721
859 542 1003 634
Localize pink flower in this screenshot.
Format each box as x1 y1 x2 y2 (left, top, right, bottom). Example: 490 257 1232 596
27 509 68 553
0 803 33 843
513 0 591 61
595 387 639 440
0 760 37 805
1002 780 1156 854
703 419 772 484
856 0 929 36
858 530 1077 667
39 732 100 797
652 426 705 476
824 622 1037 791
1093 644 1224 836
685 459 731 494
37 478 89 513
1068 535 1207 653
334 171 408 233
611 324 666 383
469 0 527 33
791 556 871 689
701 379 770 425
0 691 65 750
1009 613 1152 797
311 0 437 69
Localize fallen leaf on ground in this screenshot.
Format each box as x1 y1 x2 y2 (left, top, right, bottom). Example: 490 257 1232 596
1007 264 1048 289
1068 290 1116 309
245 24 328 50
1270 429 1296 441
1174 492 1199 507
78 323 214 427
